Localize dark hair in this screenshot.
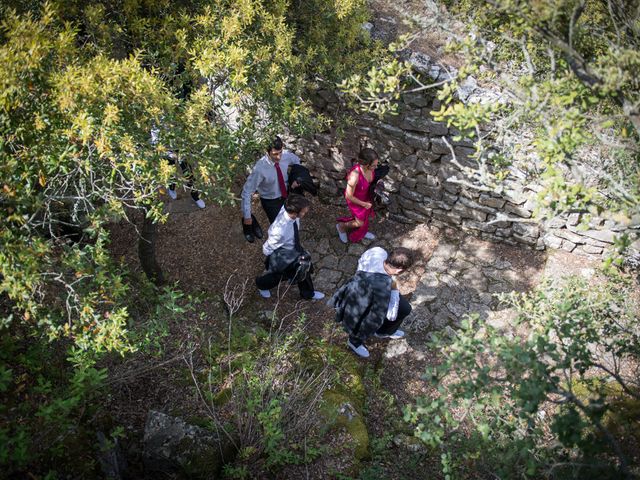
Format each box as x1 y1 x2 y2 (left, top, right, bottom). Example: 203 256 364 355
268 136 284 152
284 194 310 214
358 148 378 167
386 248 414 270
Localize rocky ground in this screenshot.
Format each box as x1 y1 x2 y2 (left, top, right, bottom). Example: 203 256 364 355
106 183 598 479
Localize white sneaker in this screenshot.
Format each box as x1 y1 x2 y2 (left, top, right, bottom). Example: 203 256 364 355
347 340 370 358
258 289 271 298
311 291 325 300
336 224 348 244
364 231 376 240
374 329 405 339
168 188 177 200
195 199 206 209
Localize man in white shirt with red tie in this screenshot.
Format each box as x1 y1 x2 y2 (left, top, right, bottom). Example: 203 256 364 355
256 194 324 301
241 136 300 242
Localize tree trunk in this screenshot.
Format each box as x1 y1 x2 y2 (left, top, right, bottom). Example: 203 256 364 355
138 210 165 286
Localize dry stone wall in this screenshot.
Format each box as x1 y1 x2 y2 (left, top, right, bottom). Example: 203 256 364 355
293 51 637 258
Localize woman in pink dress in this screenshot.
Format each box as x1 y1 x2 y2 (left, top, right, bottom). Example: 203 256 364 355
336 148 379 243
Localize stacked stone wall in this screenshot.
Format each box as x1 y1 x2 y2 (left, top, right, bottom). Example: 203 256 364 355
293 52 637 257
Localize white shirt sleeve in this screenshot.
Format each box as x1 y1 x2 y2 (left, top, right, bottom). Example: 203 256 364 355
262 225 282 256
386 289 400 321
262 210 288 256
241 162 262 219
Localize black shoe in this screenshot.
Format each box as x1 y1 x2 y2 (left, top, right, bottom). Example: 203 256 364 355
252 215 263 239
242 219 255 243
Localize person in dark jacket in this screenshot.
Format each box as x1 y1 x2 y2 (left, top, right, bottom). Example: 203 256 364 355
329 247 414 358
256 194 325 300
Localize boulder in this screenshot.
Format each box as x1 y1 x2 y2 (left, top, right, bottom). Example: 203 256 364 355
143 411 237 480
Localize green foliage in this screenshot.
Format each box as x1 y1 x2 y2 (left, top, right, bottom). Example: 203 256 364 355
0 2 378 472
1 0 378 357
406 271 640 478
200 316 333 473
0 279 195 476
340 0 640 224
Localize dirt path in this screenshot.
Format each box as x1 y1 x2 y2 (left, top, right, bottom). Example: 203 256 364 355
107 185 599 478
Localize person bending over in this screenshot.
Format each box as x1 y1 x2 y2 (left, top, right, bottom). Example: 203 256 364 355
329 246 414 358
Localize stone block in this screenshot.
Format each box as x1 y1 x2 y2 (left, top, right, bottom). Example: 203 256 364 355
390 213 416 224
401 188 424 202
413 201 433 216
398 196 417 211
454 146 476 160
422 174 439 187
376 122 404 140
415 184 443 199
488 216 511 229
581 244 604 255
495 228 512 237
478 194 506 209
543 234 563 249
402 177 417 189
404 132 430 150
453 203 487 222
512 222 540 238
504 189 528 206
555 228 584 244
583 229 616 244
567 212 581 226
425 198 453 211
462 219 496 233
522 198 537 212
441 180 460 195
389 148 403 163
401 92 430 108
458 188 478 200
561 240 577 252
513 234 537 246
583 237 608 248
546 217 566 229
431 137 451 155
459 196 497 214
443 192 459 204
404 209 431 222
505 203 532 218
433 209 462 225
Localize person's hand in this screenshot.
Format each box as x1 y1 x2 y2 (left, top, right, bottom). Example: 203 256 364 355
361 201 373 210
291 180 300 189
243 217 253 225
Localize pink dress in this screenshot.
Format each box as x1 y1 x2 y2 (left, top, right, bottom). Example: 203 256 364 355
337 164 374 243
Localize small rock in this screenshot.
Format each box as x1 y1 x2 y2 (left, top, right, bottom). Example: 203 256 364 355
384 339 410 359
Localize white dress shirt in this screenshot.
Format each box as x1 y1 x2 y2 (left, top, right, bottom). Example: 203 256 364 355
241 151 301 219
262 206 300 256
357 247 400 321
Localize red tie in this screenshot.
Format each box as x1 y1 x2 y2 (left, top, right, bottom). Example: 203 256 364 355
274 162 288 199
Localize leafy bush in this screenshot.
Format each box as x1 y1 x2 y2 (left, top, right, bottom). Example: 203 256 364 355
406 271 640 479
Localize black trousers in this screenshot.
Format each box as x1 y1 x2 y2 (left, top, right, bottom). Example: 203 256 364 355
256 260 315 299
260 197 285 224
167 158 200 201
350 295 412 347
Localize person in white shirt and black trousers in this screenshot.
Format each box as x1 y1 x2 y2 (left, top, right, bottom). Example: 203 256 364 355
329 247 414 358
241 136 301 243
256 194 325 301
